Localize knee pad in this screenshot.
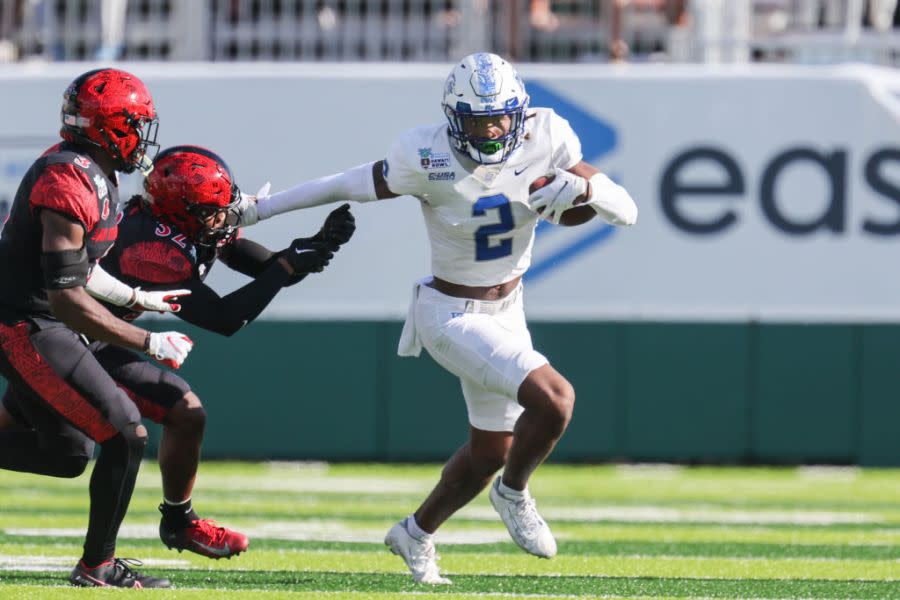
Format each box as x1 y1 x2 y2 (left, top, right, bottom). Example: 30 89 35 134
128 423 149 449
104 422 148 458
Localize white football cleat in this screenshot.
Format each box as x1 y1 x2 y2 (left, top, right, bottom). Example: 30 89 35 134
384 519 451 585
489 476 557 558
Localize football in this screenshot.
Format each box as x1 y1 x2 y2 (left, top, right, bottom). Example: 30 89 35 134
528 174 556 194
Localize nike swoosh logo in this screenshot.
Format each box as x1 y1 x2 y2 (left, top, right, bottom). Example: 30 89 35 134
192 539 232 556
514 166 530 176
294 247 313 254
77 572 108 586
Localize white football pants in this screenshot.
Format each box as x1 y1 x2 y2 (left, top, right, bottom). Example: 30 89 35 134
398 279 548 432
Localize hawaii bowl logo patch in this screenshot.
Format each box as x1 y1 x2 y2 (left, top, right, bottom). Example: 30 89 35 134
418 147 451 170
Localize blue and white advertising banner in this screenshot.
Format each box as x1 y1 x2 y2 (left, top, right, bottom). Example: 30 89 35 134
2 63 899 321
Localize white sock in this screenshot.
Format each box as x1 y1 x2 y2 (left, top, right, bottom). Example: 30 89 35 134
498 477 527 500
405 515 431 541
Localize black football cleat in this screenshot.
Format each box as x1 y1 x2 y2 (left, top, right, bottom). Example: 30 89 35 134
69 557 171 588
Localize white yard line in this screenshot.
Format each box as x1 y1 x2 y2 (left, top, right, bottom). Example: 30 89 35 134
0 554 190 573
135 475 431 494
457 505 879 525
4 522 513 544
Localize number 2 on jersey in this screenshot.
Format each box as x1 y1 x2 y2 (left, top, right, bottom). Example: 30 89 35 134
473 194 513 261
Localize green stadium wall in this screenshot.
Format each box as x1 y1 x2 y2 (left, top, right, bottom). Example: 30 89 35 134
2 320 898 466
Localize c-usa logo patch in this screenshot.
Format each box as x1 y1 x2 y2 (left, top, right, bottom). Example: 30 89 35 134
428 172 455 181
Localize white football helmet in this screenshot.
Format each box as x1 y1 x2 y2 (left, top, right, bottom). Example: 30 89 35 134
443 52 529 165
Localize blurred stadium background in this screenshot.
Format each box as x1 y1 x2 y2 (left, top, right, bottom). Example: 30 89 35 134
1 3 900 597
1 0 899 466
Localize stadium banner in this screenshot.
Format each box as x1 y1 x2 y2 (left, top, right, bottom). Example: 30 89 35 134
2 63 899 322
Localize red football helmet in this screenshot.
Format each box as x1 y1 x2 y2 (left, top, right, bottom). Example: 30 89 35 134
143 145 241 247
60 68 159 174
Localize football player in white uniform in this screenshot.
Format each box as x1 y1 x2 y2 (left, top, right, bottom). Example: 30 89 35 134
235 52 637 584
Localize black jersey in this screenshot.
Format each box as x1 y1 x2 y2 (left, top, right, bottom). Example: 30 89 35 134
100 197 294 336
101 197 219 322
0 143 120 320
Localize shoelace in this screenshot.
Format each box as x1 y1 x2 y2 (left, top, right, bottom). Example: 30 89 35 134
112 558 145 580
514 497 545 537
410 537 441 572
192 519 228 545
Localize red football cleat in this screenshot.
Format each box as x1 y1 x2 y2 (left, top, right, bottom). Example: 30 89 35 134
160 516 249 559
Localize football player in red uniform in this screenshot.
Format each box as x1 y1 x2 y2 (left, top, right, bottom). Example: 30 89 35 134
0 68 192 588
89 145 354 559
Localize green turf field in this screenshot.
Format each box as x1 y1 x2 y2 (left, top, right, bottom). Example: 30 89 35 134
0 462 898 599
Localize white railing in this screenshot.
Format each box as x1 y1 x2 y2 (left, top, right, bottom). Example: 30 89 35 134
682 0 900 66
0 0 898 65
207 0 485 61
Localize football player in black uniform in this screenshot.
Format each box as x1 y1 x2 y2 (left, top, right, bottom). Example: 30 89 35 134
0 68 192 588
88 145 354 559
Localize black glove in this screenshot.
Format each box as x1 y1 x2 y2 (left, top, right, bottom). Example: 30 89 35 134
315 203 356 250
280 238 334 285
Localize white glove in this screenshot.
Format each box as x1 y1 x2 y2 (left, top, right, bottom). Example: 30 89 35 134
527 168 589 224
145 331 193 369
228 182 271 227
127 287 190 313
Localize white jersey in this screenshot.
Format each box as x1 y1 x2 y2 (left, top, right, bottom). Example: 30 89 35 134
379 108 583 286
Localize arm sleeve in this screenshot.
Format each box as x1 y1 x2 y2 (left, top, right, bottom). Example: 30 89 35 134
218 237 278 278
256 162 378 221
29 164 99 230
548 111 584 171
589 172 638 226
85 263 135 306
175 261 292 336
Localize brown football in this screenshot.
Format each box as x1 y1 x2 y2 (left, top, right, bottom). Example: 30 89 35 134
528 175 556 194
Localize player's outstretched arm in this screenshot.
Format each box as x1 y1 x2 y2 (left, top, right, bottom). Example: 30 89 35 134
86 263 189 313
221 204 355 281
218 237 280 278
175 238 333 336
530 161 638 227
234 162 387 227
